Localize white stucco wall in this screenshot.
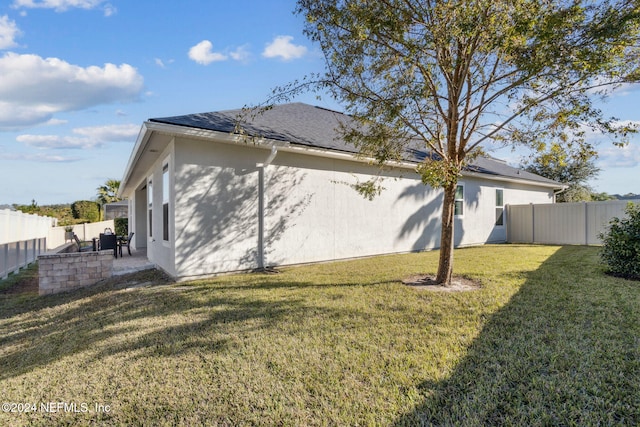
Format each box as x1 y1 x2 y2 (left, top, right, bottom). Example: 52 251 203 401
262 152 442 266
128 133 555 279
172 138 264 277
262 153 555 268
143 141 176 277
456 177 555 245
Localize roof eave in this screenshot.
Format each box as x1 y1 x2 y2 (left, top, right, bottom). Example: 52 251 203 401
118 122 152 199
118 122 284 199
119 120 564 196
461 170 566 190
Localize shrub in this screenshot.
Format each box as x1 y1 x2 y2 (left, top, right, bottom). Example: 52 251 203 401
71 200 100 223
114 217 128 237
599 203 640 280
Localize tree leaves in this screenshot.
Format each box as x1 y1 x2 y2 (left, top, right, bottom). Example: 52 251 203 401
96 179 121 205
521 142 600 202
293 0 639 164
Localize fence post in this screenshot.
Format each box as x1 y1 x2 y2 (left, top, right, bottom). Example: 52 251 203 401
22 240 27 268
584 202 589 245
14 241 21 274
505 204 510 242
531 203 535 244
2 243 7 280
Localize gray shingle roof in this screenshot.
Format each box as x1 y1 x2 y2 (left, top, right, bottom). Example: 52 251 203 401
150 102 561 187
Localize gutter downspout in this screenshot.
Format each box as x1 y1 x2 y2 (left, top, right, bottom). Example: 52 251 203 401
553 185 568 203
256 145 280 269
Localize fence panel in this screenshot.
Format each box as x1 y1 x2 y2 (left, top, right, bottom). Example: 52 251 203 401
585 202 631 245
537 203 586 245
506 204 534 243
0 209 117 279
47 220 115 249
1 238 47 279
0 209 54 245
507 200 639 245
0 209 55 279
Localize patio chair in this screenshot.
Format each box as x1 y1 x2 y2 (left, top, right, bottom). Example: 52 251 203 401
99 233 118 258
119 232 134 257
73 234 93 252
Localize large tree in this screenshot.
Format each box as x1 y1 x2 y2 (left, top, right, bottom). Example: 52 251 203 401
521 142 600 202
96 179 121 206
272 0 640 284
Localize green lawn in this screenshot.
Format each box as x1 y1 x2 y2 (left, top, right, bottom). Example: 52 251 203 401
0 245 638 426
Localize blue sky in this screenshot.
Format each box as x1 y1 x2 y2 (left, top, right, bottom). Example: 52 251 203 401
0 0 638 205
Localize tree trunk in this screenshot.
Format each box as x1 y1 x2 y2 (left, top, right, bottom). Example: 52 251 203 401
436 181 456 285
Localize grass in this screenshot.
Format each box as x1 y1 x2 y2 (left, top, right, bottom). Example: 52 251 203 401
0 263 39 294
0 245 638 426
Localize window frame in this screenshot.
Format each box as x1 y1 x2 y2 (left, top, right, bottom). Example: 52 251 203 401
162 161 170 242
495 188 505 227
147 178 153 239
454 184 464 217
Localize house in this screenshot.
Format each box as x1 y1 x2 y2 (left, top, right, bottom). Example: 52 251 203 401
118 103 562 280
104 200 129 220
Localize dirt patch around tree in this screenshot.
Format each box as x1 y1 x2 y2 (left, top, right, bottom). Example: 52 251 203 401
401 274 482 292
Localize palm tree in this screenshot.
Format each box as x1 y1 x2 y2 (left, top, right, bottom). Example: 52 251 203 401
97 179 121 205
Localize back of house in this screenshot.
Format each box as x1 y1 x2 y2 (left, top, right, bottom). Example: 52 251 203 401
118 103 562 280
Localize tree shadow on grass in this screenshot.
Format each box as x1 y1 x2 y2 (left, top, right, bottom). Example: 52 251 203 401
0 269 369 382
395 246 640 426
0 269 171 320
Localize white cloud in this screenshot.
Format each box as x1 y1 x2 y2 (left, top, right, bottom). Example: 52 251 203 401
188 40 227 65
588 75 640 97
17 134 92 149
612 119 640 131
0 151 81 162
73 123 139 141
584 120 640 168
17 123 139 149
188 41 253 65
154 57 174 68
102 2 116 16
262 35 307 61
0 15 21 49
0 102 57 130
576 120 640 144
45 118 68 126
11 0 105 12
598 140 640 168
0 52 143 129
230 45 251 63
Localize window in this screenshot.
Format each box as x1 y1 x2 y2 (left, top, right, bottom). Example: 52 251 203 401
454 184 464 216
162 163 169 241
147 179 153 238
495 189 504 226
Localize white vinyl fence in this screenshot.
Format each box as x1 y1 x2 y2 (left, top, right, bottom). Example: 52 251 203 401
0 209 54 279
46 220 116 249
506 200 640 245
1 208 116 279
